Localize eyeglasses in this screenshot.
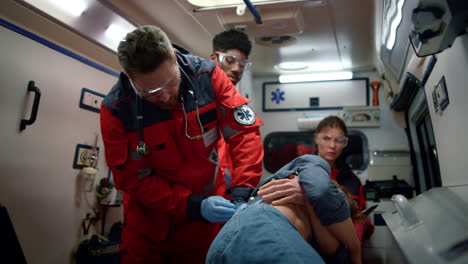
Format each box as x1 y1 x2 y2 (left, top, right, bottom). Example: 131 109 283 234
317 134 348 147
215 51 251 69
130 75 181 98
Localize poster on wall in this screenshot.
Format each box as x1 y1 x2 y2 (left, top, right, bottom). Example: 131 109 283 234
263 78 369 112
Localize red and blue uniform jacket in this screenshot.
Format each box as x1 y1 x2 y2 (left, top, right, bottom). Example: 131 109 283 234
100 47 263 242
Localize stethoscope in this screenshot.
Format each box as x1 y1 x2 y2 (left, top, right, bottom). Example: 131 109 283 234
135 65 205 156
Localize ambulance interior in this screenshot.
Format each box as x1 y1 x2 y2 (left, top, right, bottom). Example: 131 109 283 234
1 0 468 263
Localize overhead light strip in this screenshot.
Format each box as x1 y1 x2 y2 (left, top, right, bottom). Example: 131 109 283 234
386 0 405 50
279 71 353 83
48 0 88 17
192 0 324 12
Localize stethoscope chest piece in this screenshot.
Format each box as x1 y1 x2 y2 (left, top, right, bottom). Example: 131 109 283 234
136 95 149 156
136 140 148 156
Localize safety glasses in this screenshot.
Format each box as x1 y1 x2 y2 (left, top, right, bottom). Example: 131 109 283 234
317 134 348 148
130 75 181 98
215 51 251 69
128 66 181 98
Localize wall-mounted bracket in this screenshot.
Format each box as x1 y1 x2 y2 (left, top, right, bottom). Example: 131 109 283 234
73 144 99 169
79 88 105 113
432 76 449 114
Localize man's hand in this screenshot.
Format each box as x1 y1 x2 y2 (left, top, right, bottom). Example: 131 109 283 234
201 196 236 223
257 174 306 206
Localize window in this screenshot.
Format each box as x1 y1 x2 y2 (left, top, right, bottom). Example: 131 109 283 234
263 130 369 173
407 88 441 194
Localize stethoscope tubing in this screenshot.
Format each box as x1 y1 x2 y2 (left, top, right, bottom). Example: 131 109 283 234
135 65 204 156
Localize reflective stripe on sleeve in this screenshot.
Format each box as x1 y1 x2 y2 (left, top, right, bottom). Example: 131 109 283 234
221 126 241 141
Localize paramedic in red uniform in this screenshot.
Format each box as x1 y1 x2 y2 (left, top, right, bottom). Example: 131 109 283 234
210 29 253 203
100 25 263 263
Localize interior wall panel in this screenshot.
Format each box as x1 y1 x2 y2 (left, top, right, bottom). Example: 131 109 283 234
0 22 119 264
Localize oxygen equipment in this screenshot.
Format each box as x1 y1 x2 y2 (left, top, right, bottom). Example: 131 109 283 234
81 134 99 192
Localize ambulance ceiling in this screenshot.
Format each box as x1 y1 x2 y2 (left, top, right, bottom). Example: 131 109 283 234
103 0 378 76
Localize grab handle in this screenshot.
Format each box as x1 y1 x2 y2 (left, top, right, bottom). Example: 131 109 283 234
391 194 421 229
243 0 263 24
20 81 41 131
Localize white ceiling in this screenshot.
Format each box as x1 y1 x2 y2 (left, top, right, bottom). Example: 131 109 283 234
105 0 378 76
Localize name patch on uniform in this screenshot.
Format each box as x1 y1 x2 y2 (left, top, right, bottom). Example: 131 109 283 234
203 127 218 147
234 105 256 126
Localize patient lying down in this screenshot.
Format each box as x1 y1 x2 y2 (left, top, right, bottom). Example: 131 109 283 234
206 155 362 264
274 179 364 263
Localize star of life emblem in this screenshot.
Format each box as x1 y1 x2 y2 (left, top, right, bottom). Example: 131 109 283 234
208 148 218 165
234 105 256 126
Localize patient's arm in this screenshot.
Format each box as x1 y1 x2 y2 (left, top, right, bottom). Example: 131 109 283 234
327 217 361 264
305 201 340 255
306 201 361 264
266 181 361 264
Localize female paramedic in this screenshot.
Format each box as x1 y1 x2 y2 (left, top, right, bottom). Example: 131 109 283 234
259 115 374 243
100 25 263 263
206 155 361 264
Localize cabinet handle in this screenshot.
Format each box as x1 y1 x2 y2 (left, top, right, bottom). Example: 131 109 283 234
20 81 41 131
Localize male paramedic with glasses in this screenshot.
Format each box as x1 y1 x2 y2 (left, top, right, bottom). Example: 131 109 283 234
210 29 254 207
100 25 263 263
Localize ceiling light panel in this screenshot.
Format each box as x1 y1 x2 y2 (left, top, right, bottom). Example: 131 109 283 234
22 0 137 52
276 62 309 71
48 0 87 17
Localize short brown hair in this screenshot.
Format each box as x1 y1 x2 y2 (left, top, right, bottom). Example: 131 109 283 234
117 25 174 77
334 181 366 221
315 116 348 137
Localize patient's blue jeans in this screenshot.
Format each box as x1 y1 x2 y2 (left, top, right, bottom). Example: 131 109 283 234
206 203 325 264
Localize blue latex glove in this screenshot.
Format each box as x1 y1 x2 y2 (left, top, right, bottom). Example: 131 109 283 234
201 196 236 223
234 201 247 212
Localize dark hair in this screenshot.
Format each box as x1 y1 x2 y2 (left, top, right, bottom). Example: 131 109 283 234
117 25 174 77
212 29 252 58
315 116 348 137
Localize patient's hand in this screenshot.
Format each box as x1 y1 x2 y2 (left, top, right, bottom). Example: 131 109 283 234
258 175 306 206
